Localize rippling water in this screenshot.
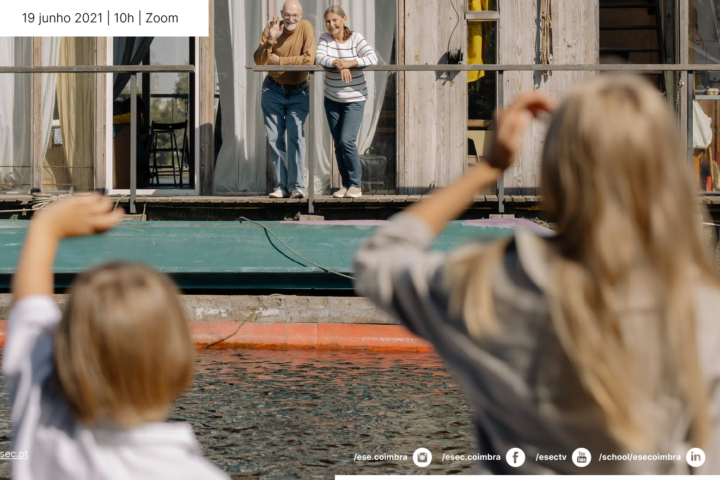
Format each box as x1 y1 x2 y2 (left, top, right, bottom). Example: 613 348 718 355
0 349 476 479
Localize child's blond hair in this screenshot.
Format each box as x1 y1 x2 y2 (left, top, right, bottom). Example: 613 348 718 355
53 263 194 427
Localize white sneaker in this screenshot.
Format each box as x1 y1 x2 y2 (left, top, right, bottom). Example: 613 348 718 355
346 186 362 198
333 187 348 198
269 189 287 198
291 189 307 199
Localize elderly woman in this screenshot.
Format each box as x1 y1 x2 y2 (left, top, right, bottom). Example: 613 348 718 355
315 6 378 199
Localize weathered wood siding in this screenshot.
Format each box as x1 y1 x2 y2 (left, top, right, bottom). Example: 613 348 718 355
402 0 467 194
500 0 599 193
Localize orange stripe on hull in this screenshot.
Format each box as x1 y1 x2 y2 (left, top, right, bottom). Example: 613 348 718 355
0 320 433 353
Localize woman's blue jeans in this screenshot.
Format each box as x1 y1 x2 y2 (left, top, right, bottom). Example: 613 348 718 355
324 97 365 189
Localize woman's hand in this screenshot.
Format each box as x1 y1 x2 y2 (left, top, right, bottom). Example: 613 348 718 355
268 54 281 66
332 59 356 70
487 91 558 171
340 68 353 84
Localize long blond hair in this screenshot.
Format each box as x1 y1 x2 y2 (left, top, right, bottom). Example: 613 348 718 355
450 76 714 450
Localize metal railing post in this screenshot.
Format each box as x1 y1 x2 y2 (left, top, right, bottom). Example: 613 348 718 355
130 74 137 214
497 70 505 214
687 70 694 169
308 100 315 215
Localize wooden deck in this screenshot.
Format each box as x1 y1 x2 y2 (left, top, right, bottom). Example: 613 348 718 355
2 193 720 211
117 194 539 206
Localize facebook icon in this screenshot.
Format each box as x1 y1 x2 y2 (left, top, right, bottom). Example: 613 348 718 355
506 448 526 467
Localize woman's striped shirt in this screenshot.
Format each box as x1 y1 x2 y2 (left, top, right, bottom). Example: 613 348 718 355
315 32 378 103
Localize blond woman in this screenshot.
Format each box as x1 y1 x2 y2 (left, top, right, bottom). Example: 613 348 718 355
3 194 228 480
354 76 720 474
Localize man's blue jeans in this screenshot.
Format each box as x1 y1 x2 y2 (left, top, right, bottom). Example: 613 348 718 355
261 77 310 193
324 98 365 189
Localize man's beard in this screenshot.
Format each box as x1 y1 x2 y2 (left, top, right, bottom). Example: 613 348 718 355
284 21 298 31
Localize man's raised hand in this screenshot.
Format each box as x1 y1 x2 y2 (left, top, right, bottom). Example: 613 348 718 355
267 16 284 43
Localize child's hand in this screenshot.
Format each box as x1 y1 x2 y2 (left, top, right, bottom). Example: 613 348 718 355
487 91 558 171
14 194 124 299
32 194 125 240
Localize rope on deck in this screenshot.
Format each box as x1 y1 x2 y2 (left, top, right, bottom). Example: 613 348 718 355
236 216 356 281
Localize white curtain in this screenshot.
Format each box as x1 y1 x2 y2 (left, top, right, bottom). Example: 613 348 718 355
0 38 31 191
212 0 394 195
303 0 333 194
213 0 269 194
337 0 395 156
0 38 58 192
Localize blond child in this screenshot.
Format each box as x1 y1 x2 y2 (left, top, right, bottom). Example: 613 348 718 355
3 194 229 480
354 76 720 474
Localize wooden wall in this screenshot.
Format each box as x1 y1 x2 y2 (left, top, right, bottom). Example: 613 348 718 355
500 0 599 193
401 0 467 194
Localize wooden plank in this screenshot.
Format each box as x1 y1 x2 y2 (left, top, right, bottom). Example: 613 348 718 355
391 195 410 203
468 120 493 128
396 0 406 195
94 37 107 191
486 195 498 202
199 0 215 195
501 0 599 193
407 195 422 202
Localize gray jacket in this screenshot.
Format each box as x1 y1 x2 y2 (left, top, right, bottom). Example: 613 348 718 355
354 213 720 474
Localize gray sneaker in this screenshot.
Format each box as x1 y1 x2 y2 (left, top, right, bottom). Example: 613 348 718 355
345 187 362 198
269 189 288 198
333 187 348 198
291 189 307 199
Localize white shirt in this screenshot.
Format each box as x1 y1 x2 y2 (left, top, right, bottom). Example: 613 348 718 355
2 296 230 480
315 32 379 103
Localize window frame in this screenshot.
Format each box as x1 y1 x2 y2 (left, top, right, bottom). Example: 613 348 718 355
105 37 201 197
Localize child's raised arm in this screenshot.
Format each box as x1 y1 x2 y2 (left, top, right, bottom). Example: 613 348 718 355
13 194 124 301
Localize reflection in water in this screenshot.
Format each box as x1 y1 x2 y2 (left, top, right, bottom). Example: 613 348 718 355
0 349 475 478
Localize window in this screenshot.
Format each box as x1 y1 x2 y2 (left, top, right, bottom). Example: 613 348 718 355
108 37 198 194
466 0 498 176
693 1 720 192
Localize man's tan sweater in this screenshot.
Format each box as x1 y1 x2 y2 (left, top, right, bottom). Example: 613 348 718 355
253 20 316 86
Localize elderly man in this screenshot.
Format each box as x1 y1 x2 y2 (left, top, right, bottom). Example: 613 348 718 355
254 0 316 199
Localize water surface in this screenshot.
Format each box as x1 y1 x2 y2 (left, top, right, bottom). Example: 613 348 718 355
0 349 476 479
